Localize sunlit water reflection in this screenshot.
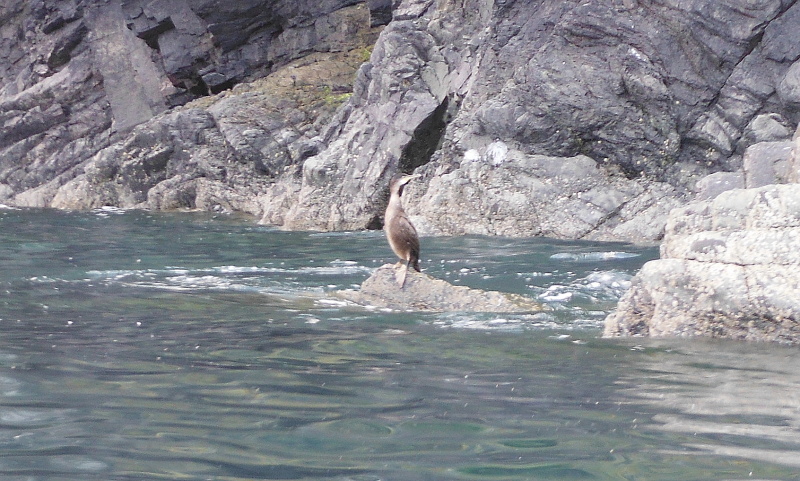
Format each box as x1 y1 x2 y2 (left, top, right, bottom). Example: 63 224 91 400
0 208 798 480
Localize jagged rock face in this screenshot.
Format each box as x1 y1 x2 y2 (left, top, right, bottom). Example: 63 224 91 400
40 45 376 213
3 0 800 243
0 0 380 207
0 0 110 200
271 0 800 239
120 0 365 103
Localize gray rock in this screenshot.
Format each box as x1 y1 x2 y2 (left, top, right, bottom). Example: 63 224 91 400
742 113 792 145
792 124 800 183
777 60 800 109
337 263 544 312
14 5 381 215
605 183 800 344
743 141 794 188
401 144 680 241
694 171 745 201
1 0 378 210
88 2 172 133
260 0 800 240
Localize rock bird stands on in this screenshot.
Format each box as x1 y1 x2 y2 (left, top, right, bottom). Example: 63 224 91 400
385 173 421 287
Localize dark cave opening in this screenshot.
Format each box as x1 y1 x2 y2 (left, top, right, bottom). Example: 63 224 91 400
368 95 456 231
398 95 452 174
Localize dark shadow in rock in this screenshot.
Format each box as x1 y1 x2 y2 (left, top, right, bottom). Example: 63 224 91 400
399 95 453 174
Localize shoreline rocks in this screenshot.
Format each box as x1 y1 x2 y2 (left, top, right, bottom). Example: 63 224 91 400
3 0 800 343
604 181 800 344
605 127 800 344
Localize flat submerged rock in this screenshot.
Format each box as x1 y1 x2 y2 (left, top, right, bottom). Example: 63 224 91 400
337 264 544 312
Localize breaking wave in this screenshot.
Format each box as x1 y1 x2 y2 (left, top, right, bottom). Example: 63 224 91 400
549 251 640 262
80 262 374 296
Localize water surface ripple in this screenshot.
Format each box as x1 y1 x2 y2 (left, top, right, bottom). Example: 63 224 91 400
0 208 798 480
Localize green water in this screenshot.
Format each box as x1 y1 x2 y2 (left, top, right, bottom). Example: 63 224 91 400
0 207 798 480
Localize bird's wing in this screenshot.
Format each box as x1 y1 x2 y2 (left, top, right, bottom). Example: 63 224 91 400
395 215 419 259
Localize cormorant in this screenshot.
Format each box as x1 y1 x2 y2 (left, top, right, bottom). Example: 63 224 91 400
384 173 421 287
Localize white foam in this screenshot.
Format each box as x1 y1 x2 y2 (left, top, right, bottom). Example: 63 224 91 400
434 316 525 331
86 263 372 281
92 206 128 217
534 270 633 308
550 251 640 262
539 289 573 302
431 310 608 331
298 265 374 275
580 270 632 298
316 298 352 307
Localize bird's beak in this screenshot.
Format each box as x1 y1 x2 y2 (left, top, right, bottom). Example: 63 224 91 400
402 173 422 183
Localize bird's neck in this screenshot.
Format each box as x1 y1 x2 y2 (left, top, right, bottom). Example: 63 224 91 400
386 193 404 218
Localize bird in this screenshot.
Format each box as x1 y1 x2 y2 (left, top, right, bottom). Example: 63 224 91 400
384 173 421 287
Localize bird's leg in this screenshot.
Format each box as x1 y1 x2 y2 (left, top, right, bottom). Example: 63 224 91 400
396 259 411 288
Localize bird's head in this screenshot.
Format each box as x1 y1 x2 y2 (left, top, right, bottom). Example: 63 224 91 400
389 173 421 196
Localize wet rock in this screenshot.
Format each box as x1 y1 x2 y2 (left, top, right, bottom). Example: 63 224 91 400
605 183 800 344
337 264 543 312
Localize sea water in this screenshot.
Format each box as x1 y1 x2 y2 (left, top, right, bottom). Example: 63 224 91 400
0 207 798 480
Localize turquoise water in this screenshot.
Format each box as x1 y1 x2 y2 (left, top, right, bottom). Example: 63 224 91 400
0 207 798 480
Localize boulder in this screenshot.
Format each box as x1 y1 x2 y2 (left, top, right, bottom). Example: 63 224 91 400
605 183 800 344
743 141 794 188
694 171 744 201
741 113 793 145
337 264 543 312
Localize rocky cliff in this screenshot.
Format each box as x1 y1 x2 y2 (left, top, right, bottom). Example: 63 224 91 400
1 0 382 213
3 0 800 243
271 0 800 241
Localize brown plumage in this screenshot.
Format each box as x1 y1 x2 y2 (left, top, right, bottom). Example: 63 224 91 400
384 173 421 286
